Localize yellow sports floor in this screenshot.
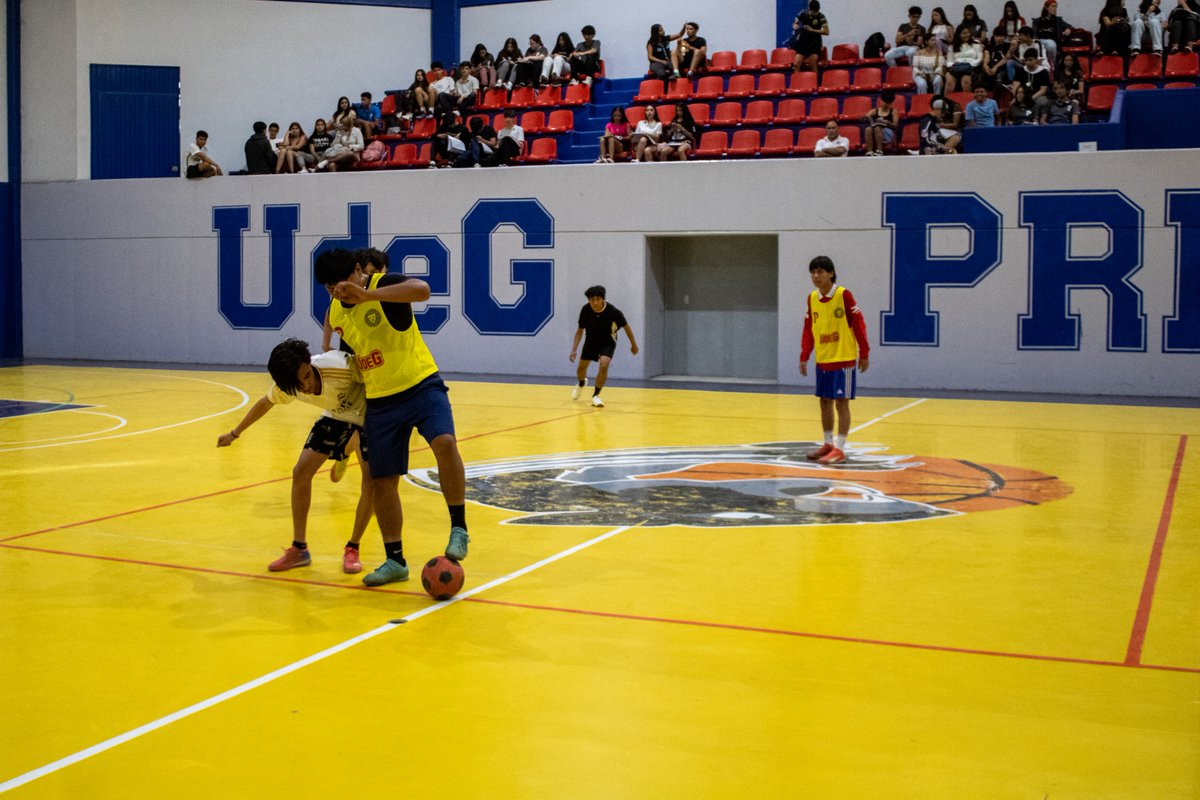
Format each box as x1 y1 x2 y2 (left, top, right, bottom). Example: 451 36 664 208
0 364 1196 799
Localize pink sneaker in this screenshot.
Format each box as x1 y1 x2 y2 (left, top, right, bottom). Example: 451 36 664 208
342 546 363 574
268 546 311 572
807 443 834 461
817 447 846 465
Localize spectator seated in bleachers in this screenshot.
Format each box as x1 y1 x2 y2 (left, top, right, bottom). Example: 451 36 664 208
515 34 548 88
979 27 1014 89
244 120 274 175
319 117 364 171
1008 82 1040 123
1098 0 1133 54
352 92 379 142
428 62 456 110
672 21 708 78
1034 0 1076 65
790 1 829 72
646 23 682 81
886 6 927 67
631 104 663 161
429 110 468 167
494 108 525 165
1166 0 1199 54
911 31 947 93
960 4 990 39
933 95 963 151
1041 78 1082 122
306 118 333 168
470 43 497 91
185 130 222 178
495 38 523 90
545 32 574 85
964 85 1001 126
404 69 434 119
1006 26 1050 80
1057 52 1087 101
331 96 357 135
658 101 697 161
435 62 477 115
598 107 630 163
275 121 309 174
999 1 1027 49
946 25 984 92
1011 47 1053 114
569 25 601 85
929 7 956 53
814 120 850 156
864 89 901 155
465 114 499 167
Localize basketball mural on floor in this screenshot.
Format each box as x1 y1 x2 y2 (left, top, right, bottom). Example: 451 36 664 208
407 442 1073 527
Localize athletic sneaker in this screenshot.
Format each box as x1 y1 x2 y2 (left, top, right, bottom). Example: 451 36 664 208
817 447 846 465
330 457 349 483
342 546 363 574
268 546 311 572
806 443 834 461
362 558 409 586
572 378 587 400
591 395 605 408
446 527 470 560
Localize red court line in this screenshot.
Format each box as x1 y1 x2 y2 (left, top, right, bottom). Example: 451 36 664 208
0 409 587 544
5 539 1198 675
1125 434 1188 666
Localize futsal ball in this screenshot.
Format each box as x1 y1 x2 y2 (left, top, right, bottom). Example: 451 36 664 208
421 556 465 601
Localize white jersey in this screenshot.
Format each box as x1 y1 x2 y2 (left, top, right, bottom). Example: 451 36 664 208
266 351 365 425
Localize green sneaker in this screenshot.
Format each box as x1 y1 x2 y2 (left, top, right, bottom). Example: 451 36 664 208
445 527 470 561
362 558 409 586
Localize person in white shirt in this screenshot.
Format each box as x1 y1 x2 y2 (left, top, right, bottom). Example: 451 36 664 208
494 108 525 165
813 120 849 156
185 130 222 178
217 339 376 575
631 104 664 162
318 117 364 171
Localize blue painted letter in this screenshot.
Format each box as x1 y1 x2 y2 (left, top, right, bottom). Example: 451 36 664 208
880 193 1003 346
383 236 452 334
309 203 372 326
1164 190 1200 353
214 204 299 329
462 199 554 335
1018 191 1146 351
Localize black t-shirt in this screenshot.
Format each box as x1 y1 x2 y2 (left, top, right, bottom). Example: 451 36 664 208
1015 66 1051 95
309 131 333 155
577 301 627 345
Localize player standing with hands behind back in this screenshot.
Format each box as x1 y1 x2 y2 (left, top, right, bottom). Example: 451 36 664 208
570 285 638 408
799 256 870 465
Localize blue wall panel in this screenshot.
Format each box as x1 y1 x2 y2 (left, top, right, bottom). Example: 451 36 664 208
90 64 180 180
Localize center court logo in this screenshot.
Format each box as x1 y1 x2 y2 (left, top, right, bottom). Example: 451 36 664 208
407 442 1073 527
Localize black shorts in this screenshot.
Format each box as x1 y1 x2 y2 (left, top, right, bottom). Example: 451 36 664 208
185 164 203 178
303 416 363 460
580 340 616 363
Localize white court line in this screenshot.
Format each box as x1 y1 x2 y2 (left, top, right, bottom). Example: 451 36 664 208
0 378 249 453
0 410 128 445
849 398 927 435
0 525 635 794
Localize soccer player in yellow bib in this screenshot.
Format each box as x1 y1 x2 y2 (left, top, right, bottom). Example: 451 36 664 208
798 255 870 465
316 248 469 587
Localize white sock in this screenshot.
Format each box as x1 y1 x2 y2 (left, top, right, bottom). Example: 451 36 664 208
823 431 834 444
835 435 846 450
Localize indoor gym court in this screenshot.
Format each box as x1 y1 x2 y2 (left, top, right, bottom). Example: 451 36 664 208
0 363 1196 798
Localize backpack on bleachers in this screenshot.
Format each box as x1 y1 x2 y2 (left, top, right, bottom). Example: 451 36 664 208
864 33 887 60
362 140 387 162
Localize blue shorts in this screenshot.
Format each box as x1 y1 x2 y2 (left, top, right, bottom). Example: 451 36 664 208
814 366 857 400
363 374 456 478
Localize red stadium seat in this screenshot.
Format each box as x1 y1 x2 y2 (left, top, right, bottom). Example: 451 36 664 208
476 88 506 110
947 91 973 109
522 137 557 164
739 49 768 71
1086 84 1117 112
633 79 664 103
1165 81 1197 88
795 126 826 155
380 94 398 116
710 101 743 126
768 47 793 70
760 127 794 155
827 43 860 66
724 74 755 99
706 51 737 73
656 104 675 125
817 69 851 94
416 142 432 165
519 110 545 134
786 71 818 95
838 95 872 122
389 143 418 168
665 78 693 101
1124 82 1157 90
562 83 590 105
1061 29 1093 53
907 93 934 118
688 102 711 127
508 86 536 108
850 67 882 92
532 85 561 108
1089 55 1125 82
755 72 786 97
899 122 920 152
1127 53 1163 80
742 100 773 126
806 96 839 123
728 129 761 157
693 75 724 100
774 98 807 124
408 117 436 139
625 106 646 125
543 109 574 133
883 65 916 91
1165 51 1200 78
842 126 862 152
694 130 728 158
